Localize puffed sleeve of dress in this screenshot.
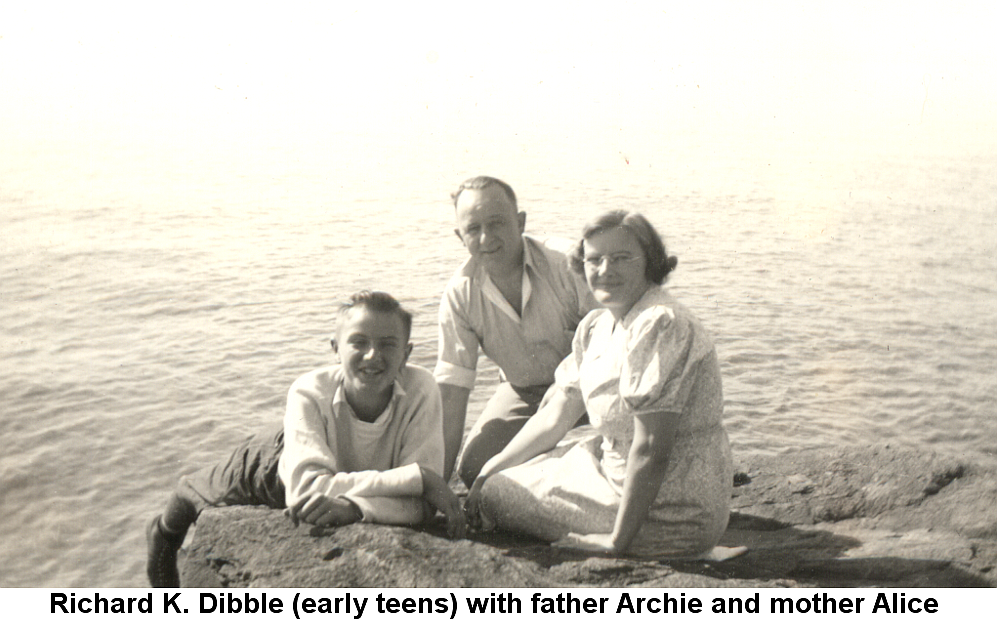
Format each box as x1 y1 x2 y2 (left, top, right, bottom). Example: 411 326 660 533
620 306 700 416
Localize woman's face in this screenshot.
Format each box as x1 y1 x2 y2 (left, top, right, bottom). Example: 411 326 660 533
583 227 652 319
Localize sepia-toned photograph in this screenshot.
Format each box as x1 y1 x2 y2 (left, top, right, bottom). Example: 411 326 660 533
2 2 995 590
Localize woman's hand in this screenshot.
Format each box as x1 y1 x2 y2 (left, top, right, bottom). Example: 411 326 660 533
463 474 495 532
552 532 620 554
419 466 466 540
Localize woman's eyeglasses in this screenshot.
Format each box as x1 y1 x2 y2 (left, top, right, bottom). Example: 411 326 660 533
583 253 640 270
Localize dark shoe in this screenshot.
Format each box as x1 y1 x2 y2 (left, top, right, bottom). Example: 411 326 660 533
146 515 184 587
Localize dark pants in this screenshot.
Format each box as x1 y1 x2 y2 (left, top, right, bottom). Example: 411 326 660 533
163 426 286 532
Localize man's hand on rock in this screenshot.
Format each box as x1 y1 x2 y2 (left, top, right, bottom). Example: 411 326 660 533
420 466 466 540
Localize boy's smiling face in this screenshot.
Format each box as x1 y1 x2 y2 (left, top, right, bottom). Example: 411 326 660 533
333 305 412 416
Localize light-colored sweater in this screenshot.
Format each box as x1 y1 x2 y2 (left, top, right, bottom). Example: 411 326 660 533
277 363 444 525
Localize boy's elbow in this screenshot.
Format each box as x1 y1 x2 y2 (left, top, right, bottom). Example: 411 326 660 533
282 484 305 512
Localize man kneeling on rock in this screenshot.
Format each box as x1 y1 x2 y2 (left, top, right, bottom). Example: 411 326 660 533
146 290 465 587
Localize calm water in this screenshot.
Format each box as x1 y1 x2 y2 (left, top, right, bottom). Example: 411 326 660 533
1 134 995 587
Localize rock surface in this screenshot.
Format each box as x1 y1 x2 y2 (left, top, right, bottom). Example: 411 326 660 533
181 444 996 587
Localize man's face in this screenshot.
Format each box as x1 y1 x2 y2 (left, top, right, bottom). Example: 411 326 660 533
333 306 412 406
454 185 526 277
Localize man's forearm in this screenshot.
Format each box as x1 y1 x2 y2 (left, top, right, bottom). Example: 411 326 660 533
440 383 471 480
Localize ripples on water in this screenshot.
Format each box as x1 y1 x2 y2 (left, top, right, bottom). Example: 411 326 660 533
1 142 994 586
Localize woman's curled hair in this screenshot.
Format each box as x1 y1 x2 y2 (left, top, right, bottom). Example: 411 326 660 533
568 210 678 284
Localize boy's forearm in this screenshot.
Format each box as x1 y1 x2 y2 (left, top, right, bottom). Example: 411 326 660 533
285 462 427 511
307 466 438 526
347 495 427 526
328 463 424 499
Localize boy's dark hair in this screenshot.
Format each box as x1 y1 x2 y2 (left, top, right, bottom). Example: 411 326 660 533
568 210 678 285
339 290 413 342
451 176 518 210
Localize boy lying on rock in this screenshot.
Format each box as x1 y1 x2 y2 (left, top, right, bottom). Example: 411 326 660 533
146 290 464 587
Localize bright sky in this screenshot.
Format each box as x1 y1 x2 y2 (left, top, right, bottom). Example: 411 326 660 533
2 1 995 155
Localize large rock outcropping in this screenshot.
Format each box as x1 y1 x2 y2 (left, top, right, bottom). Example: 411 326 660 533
181 444 997 587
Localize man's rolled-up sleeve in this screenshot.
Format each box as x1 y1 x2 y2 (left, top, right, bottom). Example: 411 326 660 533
434 285 478 389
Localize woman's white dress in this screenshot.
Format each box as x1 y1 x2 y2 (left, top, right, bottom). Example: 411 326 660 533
480 286 732 556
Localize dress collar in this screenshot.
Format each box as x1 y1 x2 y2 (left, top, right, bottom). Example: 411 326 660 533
619 285 670 330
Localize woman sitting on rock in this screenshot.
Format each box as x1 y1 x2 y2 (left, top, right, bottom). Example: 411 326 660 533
464 210 742 559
